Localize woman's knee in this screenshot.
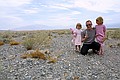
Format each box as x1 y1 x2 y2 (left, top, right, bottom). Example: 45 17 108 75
80 49 88 55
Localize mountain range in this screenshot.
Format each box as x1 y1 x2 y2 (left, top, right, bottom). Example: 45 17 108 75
12 23 120 31
13 24 69 30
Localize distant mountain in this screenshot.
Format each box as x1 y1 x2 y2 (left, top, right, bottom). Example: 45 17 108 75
12 23 120 31
13 24 56 30
12 24 69 30
68 23 120 29
106 23 120 28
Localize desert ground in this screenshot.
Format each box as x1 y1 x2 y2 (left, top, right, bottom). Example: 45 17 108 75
0 29 120 80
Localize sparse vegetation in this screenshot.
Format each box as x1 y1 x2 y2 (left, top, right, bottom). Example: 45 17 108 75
51 29 70 35
111 29 120 39
107 29 120 39
0 30 52 49
117 43 120 47
9 41 20 45
0 41 4 46
22 38 35 50
20 49 46 60
0 31 13 43
0 29 120 80
22 30 51 50
21 49 57 63
47 57 57 63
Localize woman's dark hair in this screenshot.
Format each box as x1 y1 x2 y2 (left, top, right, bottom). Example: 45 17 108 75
86 20 92 25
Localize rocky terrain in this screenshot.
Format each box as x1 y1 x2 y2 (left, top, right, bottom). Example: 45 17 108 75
0 32 120 80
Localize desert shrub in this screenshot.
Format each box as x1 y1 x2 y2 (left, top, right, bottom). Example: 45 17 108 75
3 38 13 44
52 29 70 35
58 30 66 35
111 29 120 39
0 41 4 46
30 49 46 60
0 31 13 43
47 57 57 63
9 41 20 45
0 35 4 45
0 35 4 41
21 49 57 63
1 31 12 38
20 49 46 60
106 31 112 39
117 43 120 47
20 53 28 59
34 31 50 45
22 30 51 50
107 29 120 39
22 38 35 50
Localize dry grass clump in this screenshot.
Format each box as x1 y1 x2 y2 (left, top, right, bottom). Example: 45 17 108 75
9 41 20 45
20 53 28 59
21 49 57 63
30 50 46 60
73 76 79 80
20 49 46 60
47 57 57 63
0 41 4 46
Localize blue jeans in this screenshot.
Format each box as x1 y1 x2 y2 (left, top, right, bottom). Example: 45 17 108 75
80 41 100 55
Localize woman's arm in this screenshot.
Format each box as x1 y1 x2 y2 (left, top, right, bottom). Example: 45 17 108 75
81 30 88 42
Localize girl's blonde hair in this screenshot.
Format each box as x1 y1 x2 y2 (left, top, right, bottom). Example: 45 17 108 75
96 16 103 24
76 23 82 29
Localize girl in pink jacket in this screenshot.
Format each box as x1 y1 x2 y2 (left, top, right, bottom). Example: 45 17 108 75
70 23 82 52
95 16 106 55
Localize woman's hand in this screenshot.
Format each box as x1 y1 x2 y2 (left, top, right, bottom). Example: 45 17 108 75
81 38 85 42
82 36 88 42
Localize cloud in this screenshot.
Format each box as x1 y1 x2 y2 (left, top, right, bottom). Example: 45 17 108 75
0 0 119 30
74 0 120 13
71 11 81 15
48 5 70 10
33 13 78 27
54 0 120 13
0 0 32 7
23 8 39 14
0 16 25 29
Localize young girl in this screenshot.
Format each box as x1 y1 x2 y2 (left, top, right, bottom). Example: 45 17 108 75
70 23 82 52
95 16 106 55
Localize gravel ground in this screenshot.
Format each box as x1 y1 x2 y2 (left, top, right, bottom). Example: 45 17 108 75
0 33 120 80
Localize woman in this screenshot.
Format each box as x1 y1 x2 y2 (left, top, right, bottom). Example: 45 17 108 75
80 20 100 55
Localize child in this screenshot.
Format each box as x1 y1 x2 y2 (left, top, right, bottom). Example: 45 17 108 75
95 16 106 55
70 23 82 52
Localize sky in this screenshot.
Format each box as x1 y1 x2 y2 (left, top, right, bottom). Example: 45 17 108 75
0 0 120 30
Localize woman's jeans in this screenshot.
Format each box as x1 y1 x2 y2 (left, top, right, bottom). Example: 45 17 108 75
80 41 100 55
